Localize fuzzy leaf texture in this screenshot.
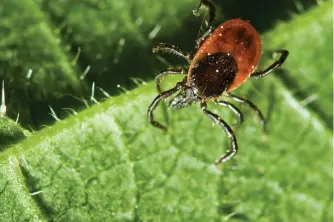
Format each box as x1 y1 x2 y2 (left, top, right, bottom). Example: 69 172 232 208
0 1 333 222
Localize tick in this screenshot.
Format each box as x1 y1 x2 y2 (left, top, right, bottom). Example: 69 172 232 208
147 0 289 165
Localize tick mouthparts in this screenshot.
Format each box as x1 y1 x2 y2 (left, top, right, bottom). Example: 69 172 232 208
169 88 198 110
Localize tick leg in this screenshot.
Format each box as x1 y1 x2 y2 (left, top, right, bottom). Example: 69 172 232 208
153 43 191 63
193 0 216 49
251 50 289 78
201 102 238 165
148 81 185 131
215 100 244 126
227 94 266 131
155 68 187 93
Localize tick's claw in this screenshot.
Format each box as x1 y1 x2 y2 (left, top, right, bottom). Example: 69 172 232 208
193 1 204 16
156 124 168 132
161 127 168 132
262 125 267 133
260 120 267 133
192 9 199 16
211 163 222 174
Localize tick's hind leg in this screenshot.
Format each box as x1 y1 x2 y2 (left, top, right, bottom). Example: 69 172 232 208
193 0 216 49
251 50 289 78
215 100 244 126
148 81 185 131
227 94 266 132
201 102 238 165
153 43 191 63
155 68 187 93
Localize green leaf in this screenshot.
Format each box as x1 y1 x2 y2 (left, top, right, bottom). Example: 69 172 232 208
0 1 332 222
0 0 85 123
0 117 29 151
1 0 200 127
263 3 333 127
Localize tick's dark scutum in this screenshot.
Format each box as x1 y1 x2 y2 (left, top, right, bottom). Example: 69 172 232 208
189 52 238 98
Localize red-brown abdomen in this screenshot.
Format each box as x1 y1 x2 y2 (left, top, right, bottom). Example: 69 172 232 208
188 19 262 92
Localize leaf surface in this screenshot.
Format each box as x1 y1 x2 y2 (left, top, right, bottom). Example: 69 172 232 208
0 1 332 222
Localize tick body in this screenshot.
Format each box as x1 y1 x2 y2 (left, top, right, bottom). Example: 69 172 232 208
189 19 262 95
148 0 289 165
